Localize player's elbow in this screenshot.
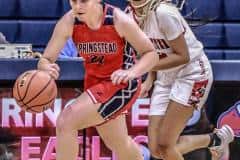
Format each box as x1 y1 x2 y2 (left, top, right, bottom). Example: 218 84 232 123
180 52 190 65
183 54 190 64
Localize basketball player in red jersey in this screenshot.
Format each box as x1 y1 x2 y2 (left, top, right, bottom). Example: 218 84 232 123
37 0 159 160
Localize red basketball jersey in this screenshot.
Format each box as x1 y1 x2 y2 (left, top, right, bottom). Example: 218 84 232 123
73 4 134 90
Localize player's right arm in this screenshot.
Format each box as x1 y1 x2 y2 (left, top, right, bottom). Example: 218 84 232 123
37 11 75 79
111 8 159 84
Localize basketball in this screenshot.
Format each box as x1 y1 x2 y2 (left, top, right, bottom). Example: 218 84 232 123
13 70 57 113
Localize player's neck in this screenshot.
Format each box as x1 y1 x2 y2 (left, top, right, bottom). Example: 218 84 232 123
86 4 103 30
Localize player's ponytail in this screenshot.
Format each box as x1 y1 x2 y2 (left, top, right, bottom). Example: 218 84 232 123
175 0 215 28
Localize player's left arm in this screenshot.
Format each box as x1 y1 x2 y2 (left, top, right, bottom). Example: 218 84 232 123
152 9 190 70
152 34 190 70
111 8 159 84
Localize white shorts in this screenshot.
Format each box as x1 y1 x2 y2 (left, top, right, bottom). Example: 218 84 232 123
149 54 213 116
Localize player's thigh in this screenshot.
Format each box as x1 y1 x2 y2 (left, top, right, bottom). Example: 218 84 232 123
148 116 164 149
96 114 129 149
149 84 170 148
57 92 104 130
158 100 194 146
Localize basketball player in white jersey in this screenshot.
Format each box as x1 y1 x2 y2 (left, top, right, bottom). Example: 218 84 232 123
126 0 235 160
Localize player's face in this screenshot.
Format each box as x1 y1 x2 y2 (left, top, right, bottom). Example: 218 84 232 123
70 0 98 20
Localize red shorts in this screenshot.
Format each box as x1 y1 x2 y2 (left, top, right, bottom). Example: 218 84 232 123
86 79 141 120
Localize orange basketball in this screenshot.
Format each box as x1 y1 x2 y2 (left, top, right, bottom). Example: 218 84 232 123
13 70 57 113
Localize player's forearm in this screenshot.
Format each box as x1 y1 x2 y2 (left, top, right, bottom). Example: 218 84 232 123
146 71 156 83
152 53 189 71
129 51 159 78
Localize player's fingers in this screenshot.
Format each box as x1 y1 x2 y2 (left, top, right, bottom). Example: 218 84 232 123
139 90 145 98
117 71 129 84
122 78 128 84
139 88 148 98
116 75 126 85
111 73 118 85
115 71 128 83
112 76 119 85
49 68 59 80
142 92 148 98
50 63 60 72
111 70 118 82
139 91 144 98
122 74 129 84
111 69 124 84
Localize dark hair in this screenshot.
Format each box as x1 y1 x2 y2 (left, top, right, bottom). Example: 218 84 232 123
176 0 216 28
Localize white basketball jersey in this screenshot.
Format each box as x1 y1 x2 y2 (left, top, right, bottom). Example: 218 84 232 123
127 2 206 72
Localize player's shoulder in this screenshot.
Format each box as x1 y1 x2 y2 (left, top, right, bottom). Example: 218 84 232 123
113 8 133 37
113 7 135 26
155 3 179 18
61 10 75 24
55 10 74 37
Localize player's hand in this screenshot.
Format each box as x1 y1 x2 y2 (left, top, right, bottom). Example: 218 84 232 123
139 72 155 98
45 63 60 80
38 58 60 80
111 69 136 85
139 81 153 98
